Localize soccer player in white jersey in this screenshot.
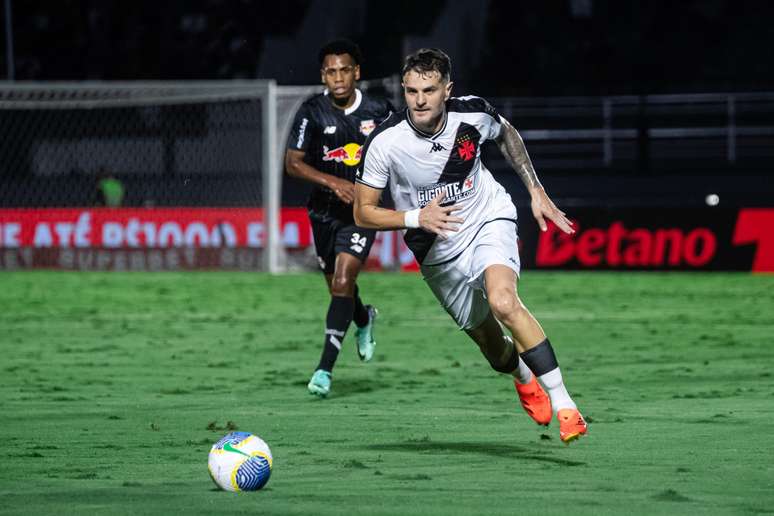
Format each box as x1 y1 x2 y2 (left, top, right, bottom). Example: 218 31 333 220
354 48 587 443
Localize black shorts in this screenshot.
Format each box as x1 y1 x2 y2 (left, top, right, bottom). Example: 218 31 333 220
310 218 376 274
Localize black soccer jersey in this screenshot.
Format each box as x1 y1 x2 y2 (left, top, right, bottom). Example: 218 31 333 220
287 89 393 222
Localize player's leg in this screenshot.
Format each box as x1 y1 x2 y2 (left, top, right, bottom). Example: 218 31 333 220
307 219 338 397
333 226 378 362
324 275 372 339
309 224 378 396
330 274 377 363
465 310 552 425
422 256 550 425
484 264 587 442
316 251 373 370
465 309 532 382
483 265 545 352
313 252 360 376
323 271 371 346
322 273 372 341
314 252 360 373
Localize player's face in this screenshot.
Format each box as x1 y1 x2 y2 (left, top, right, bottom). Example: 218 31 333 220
321 53 360 108
403 70 452 134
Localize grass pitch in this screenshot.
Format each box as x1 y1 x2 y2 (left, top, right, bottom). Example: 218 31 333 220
1 271 773 515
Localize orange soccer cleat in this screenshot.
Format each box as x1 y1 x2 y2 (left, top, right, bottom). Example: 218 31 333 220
557 408 588 444
514 376 552 426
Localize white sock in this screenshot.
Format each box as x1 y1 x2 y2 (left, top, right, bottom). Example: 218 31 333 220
539 367 576 413
511 356 533 384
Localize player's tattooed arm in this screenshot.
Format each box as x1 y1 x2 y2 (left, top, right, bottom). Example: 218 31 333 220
495 119 542 191
495 119 575 235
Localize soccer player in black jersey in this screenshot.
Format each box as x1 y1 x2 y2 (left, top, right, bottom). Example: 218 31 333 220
285 39 393 397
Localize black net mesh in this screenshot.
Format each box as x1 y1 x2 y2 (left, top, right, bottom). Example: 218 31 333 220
0 86 265 208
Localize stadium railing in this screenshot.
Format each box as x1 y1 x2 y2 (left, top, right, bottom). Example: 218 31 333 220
488 92 774 173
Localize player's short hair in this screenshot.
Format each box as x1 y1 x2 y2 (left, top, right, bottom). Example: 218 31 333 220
318 39 362 66
402 48 451 83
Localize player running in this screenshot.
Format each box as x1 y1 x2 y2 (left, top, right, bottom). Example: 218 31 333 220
354 48 587 443
285 39 393 397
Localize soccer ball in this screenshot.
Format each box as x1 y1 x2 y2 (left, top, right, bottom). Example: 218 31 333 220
208 432 273 492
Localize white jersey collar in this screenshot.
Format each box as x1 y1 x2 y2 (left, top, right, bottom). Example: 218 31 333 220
345 89 363 115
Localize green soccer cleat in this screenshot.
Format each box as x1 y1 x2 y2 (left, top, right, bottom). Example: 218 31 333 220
355 305 378 362
307 369 332 397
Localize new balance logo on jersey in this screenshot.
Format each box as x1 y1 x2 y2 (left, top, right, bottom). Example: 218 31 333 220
429 142 446 153
324 126 337 134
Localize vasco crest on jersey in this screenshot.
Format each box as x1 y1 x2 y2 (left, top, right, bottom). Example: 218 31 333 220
440 122 482 181
416 176 476 208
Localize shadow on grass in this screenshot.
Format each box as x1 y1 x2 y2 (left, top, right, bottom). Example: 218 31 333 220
326 378 382 398
363 440 586 467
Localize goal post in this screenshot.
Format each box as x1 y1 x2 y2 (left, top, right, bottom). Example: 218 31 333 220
0 77 401 273
0 80 287 271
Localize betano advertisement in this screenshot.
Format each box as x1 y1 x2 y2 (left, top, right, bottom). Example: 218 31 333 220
517 207 773 272
0 207 772 272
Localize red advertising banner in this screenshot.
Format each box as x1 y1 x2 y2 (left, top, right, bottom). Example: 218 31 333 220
1 206 772 272
0 207 312 248
0 207 419 271
517 207 773 273
732 209 774 273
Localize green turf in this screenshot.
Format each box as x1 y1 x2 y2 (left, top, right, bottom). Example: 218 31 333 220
1 271 773 515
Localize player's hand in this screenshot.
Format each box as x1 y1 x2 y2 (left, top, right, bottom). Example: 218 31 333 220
419 191 464 238
530 187 575 234
330 177 355 204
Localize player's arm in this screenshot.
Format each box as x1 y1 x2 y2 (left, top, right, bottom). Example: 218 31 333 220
495 119 575 234
285 149 355 204
354 184 462 235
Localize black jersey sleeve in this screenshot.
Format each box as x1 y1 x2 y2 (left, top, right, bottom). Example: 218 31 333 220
450 96 501 120
287 102 316 152
477 96 504 140
448 95 504 140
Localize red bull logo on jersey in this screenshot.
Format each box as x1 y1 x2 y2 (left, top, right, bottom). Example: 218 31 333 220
416 176 476 207
322 143 362 166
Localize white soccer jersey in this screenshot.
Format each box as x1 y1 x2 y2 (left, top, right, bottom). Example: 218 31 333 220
357 96 518 266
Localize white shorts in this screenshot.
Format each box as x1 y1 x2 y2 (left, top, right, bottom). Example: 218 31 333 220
421 219 520 330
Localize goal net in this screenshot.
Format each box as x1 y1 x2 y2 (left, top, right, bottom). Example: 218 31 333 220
0 78 400 272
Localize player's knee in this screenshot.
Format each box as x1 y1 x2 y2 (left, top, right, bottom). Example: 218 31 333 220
488 290 521 323
330 275 355 296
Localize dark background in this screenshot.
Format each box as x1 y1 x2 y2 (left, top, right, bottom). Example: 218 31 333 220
4 0 774 95
1 0 772 209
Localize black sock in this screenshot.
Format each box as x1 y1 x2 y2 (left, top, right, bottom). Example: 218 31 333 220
519 339 559 376
352 285 369 328
316 296 355 372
